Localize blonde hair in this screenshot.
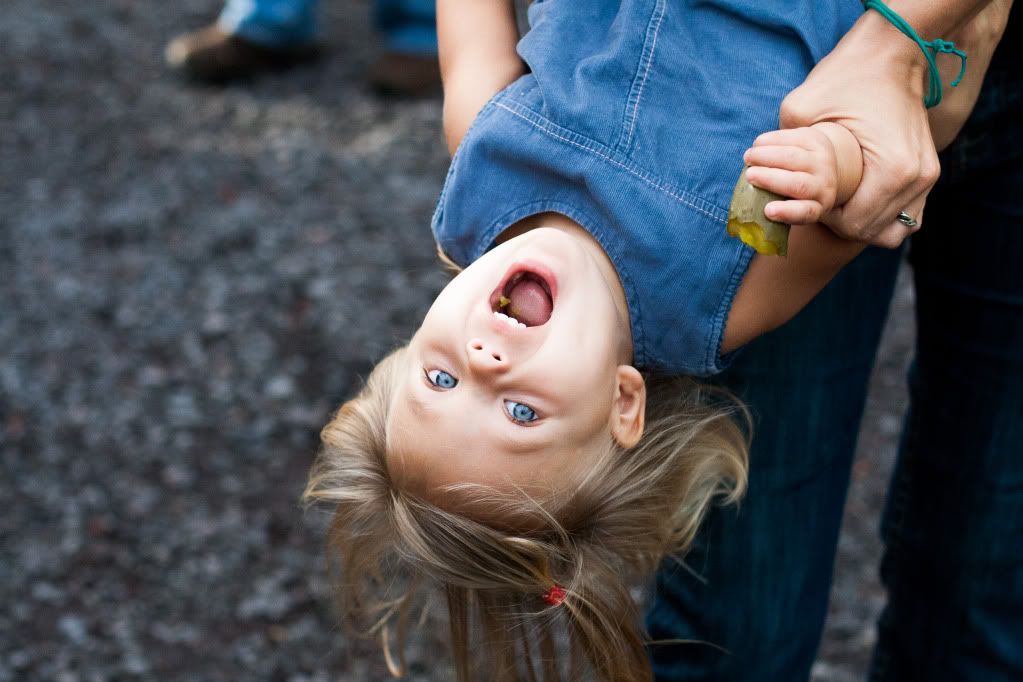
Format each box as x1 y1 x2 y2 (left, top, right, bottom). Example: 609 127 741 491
304 347 749 681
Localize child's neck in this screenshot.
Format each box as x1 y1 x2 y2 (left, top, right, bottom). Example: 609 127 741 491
498 212 633 362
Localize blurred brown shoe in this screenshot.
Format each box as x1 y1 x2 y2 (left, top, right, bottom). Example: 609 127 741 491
164 25 320 83
368 52 442 98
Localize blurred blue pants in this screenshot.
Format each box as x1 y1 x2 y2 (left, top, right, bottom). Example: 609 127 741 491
218 0 437 54
646 31 1023 682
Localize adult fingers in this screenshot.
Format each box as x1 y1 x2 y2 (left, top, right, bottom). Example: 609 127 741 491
867 223 914 250
825 146 936 242
868 196 926 249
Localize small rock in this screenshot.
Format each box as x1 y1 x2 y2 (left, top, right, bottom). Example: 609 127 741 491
58 615 88 644
201 311 230 337
265 374 296 399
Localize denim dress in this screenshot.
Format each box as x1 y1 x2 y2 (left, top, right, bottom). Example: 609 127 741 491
432 0 863 376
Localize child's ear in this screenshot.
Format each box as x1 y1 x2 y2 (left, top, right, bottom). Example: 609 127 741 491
610 365 646 448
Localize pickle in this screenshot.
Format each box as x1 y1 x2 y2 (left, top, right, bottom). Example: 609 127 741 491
726 166 789 256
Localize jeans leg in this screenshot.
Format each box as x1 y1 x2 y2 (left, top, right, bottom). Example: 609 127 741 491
373 0 437 55
869 158 1023 681
647 246 903 681
218 0 319 48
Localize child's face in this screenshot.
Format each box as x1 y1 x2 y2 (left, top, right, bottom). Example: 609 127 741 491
388 226 640 499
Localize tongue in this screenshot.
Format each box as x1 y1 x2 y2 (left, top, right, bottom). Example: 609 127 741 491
507 278 553 326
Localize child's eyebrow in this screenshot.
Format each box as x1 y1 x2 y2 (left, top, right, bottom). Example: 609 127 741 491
401 384 433 419
496 436 548 457
490 423 554 457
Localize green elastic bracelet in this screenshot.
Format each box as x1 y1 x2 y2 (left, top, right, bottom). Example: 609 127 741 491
863 0 968 108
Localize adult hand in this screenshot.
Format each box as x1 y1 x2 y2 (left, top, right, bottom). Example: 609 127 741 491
780 11 940 248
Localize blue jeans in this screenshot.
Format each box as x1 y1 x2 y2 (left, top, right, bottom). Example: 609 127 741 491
218 0 437 54
647 37 1023 682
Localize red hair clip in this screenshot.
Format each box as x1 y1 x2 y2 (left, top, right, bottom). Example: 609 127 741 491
542 584 567 606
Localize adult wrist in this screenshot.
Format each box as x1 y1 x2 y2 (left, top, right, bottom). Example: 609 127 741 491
862 0 970 109
846 10 929 100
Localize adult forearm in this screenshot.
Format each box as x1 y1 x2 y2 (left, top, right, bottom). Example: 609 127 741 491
882 0 995 38
776 0 1003 248
843 1 1001 101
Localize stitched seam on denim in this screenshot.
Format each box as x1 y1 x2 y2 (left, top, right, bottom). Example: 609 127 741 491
433 86 522 264
495 101 727 224
617 0 666 153
707 244 753 373
436 99 500 218
470 200 648 367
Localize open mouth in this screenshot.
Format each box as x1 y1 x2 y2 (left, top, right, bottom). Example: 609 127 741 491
489 262 557 328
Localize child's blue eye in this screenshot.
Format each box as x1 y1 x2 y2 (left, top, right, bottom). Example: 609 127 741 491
426 369 458 389
504 400 538 423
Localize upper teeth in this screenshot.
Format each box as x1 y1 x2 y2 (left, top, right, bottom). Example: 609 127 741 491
494 311 526 328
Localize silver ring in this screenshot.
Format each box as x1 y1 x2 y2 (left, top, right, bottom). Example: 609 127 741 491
896 211 919 228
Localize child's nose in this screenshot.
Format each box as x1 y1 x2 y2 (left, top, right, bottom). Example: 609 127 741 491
466 338 509 374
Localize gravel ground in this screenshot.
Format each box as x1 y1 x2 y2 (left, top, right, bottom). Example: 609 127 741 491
1 2 914 680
